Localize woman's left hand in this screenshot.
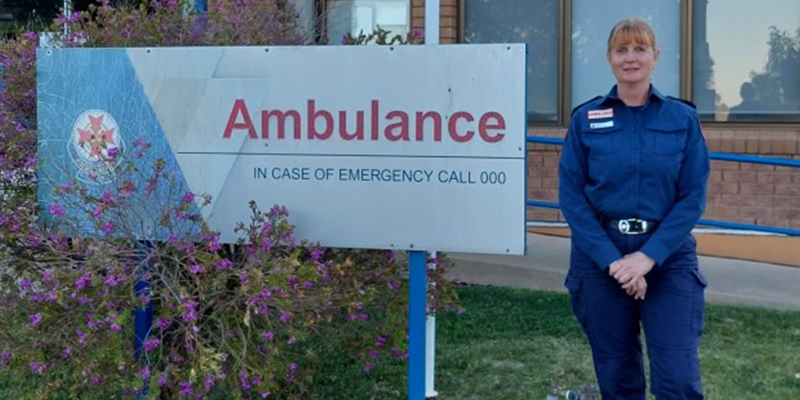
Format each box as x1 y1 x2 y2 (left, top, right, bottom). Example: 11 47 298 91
609 251 656 289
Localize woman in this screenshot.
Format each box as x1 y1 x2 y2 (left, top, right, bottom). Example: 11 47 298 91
559 19 710 400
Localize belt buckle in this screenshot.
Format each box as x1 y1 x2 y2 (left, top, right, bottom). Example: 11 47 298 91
618 218 647 235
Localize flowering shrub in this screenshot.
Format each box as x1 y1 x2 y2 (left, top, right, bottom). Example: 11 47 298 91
0 1 458 399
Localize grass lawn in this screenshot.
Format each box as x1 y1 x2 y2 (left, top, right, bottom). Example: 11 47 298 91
3 285 800 399
322 285 800 400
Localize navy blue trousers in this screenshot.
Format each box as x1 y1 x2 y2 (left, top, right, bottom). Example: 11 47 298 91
566 229 707 400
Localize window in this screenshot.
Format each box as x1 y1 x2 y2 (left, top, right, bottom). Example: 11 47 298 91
326 0 409 45
693 0 800 122
464 0 560 123
571 0 681 109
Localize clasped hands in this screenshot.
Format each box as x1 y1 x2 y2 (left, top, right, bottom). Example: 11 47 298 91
609 251 655 301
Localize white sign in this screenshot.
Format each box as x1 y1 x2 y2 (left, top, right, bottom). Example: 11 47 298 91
38 45 527 254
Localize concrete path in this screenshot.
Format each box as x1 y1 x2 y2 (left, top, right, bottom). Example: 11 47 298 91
447 233 800 311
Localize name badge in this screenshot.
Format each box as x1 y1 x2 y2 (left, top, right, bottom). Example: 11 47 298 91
590 120 614 129
588 108 614 119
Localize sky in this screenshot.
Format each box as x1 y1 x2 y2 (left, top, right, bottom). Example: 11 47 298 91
706 0 799 107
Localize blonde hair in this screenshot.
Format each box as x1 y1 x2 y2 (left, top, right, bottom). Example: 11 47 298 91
607 19 657 51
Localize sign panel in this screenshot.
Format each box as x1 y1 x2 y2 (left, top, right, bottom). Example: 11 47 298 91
37 45 526 254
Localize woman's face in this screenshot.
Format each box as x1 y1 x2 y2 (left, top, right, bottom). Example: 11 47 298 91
607 41 660 86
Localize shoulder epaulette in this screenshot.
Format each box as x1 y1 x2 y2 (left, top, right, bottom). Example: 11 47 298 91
667 96 696 109
571 96 602 117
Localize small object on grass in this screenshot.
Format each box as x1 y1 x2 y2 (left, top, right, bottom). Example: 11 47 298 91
565 390 579 400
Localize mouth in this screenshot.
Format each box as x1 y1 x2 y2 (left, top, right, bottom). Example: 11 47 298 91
623 67 640 73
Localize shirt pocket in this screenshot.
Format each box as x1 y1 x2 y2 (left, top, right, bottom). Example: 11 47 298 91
644 121 688 157
581 120 622 155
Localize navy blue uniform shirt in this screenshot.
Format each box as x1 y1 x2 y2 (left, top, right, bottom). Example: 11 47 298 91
559 85 710 270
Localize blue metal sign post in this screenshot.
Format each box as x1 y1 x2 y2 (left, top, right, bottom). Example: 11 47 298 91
134 241 153 399
408 251 427 400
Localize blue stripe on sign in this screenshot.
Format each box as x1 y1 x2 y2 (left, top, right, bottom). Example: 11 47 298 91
37 49 202 241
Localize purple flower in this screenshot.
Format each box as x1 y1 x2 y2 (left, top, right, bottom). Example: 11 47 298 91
182 191 195 203
260 238 272 252
29 362 45 375
209 240 222 252
387 280 401 291
101 189 114 204
179 381 193 396
188 264 203 275
92 206 104 219
157 374 167 387
364 362 375 373
261 332 274 341
75 273 92 291
49 204 66 218
107 147 119 159
182 301 199 322
100 222 114 234
42 270 53 283
204 374 215 390
103 274 123 287
216 259 232 271
138 367 150 380
311 248 322 261
391 347 408 360
144 338 161 352
92 376 103 384
369 350 381 359
30 313 42 327
19 278 32 291
77 329 87 344
156 318 172 331
79 297 92 306
279 310 290 324
375 335 388 347
63 347 72 357
24 155 37 167
240 370 252 392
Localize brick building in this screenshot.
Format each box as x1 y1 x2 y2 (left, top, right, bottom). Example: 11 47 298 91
311 0 800 264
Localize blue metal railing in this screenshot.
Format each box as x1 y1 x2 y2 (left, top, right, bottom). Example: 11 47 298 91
526 136 800 237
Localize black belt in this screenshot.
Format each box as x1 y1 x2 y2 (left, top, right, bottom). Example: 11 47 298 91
602 218 659 235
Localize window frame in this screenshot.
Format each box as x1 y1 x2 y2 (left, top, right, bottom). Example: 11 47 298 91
457 0 800 128
458 0 565 127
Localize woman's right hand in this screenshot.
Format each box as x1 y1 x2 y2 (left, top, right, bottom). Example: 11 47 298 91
625 276 648 300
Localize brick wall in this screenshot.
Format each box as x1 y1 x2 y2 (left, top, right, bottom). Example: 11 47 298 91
410 0 459 44
527 127 800 230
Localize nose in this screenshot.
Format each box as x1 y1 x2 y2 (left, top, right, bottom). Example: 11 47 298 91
623 50 635 62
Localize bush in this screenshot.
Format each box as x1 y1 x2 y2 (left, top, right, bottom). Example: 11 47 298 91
0 1 457 398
